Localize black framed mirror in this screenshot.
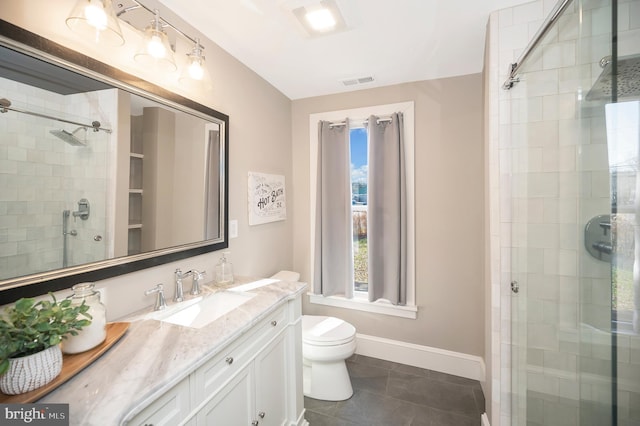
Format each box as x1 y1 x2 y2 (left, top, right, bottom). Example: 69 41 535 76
0 19 229 304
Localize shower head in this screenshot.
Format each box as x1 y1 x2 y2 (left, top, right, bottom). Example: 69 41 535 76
586 54 640 101
49 127 87 146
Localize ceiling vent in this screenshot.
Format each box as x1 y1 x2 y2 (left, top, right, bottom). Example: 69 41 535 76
341 76 375 87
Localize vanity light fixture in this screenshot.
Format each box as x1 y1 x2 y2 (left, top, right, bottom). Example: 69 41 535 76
179 38 212 90
134 9 177 72
66 0 210 86
185 39 205 81
66 0 125 46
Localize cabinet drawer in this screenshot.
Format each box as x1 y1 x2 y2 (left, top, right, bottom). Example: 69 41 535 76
128 377 190 426
250 304 287 351
195 305 287 399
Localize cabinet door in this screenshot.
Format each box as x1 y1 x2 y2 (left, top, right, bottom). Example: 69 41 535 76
128 377 190 426
254 333 287 426
196 363 253 426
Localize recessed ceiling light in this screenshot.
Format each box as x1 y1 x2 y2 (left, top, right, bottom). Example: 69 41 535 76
305 8 336 32
289 0 347 37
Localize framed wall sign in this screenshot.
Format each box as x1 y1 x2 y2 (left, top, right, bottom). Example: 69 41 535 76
248 172 286 225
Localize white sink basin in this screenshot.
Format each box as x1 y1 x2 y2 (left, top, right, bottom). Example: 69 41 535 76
150 291 256 329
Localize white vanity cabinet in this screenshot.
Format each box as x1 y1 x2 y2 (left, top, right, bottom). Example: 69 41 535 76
128 377 193 426
126 293 304 426
197 333 287 425
254 333 287 426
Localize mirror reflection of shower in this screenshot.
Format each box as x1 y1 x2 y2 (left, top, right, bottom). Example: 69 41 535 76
50 127 87 146
62 210 77 268
62 199 91 268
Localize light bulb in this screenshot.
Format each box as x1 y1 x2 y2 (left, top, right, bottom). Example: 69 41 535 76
84 2 108 30
147 34 166 58
188 59 204 80
305 8 336 31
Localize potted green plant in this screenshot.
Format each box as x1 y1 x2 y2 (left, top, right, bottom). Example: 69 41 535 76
0 294 91 395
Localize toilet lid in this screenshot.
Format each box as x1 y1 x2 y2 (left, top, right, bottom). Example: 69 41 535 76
302 315 356 346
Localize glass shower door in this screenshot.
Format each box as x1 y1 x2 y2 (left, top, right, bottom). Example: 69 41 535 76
506 0 633 424
605 0 640 422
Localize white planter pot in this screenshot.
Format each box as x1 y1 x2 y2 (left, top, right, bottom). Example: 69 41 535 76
0 345 63 395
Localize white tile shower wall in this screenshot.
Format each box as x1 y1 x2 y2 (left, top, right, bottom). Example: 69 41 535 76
0 76 67 278
63 89 117 267
491 0 640 425
488 0 571 424
0 77 116 280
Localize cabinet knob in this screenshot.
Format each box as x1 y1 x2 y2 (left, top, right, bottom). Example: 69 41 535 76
271 320 277 326
251 421 259 426
258 411 266 419
225 356 234 365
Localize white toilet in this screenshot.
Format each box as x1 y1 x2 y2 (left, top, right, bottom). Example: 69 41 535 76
302 315 357 401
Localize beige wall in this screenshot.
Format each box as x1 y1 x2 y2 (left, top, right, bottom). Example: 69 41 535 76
1 2 485 357
291 75 485 356
0 0 293 312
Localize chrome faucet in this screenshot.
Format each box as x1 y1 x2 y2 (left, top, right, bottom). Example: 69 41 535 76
174 268 190 302
145 283 167 311
188 270 206 296
175 269 205 301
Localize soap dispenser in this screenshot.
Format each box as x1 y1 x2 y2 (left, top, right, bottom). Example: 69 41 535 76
215 251 234 284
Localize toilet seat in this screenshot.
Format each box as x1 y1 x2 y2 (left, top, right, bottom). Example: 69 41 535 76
302 315 356 346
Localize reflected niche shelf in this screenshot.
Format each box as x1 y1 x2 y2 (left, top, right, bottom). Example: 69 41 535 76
128 115 144 255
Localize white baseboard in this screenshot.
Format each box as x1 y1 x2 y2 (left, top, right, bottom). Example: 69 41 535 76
481 412 490 426
354 333 486 381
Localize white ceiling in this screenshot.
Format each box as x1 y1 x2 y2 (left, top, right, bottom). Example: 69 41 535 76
157 0 535 100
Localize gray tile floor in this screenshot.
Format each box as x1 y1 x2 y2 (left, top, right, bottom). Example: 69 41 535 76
304 354 485 426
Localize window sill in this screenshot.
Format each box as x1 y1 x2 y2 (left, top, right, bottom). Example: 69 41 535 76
308 293 417 319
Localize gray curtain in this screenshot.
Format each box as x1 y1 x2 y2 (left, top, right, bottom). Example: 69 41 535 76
367 113 407 305
313 120 354 298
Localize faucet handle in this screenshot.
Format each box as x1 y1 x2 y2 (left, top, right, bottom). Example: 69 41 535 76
188 270 206 295
174 268 186 302
145 283 167 311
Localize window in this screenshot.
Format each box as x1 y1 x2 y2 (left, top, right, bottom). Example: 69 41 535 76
350 127 369 294
309 102 417 318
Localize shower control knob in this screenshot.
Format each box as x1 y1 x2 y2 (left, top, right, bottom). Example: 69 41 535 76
94 235 102 241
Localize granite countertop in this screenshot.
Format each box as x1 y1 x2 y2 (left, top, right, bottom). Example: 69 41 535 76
39 276 308 426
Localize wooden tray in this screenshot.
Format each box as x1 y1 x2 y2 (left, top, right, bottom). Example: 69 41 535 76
0 322 130 403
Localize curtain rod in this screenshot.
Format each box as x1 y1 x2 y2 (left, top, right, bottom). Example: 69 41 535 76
0 98 112 134
502 0 574 90
328 116 393 128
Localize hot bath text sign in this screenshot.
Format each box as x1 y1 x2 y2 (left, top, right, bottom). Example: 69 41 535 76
248 171 286 225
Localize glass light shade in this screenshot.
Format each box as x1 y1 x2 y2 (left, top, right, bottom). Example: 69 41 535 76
188 57 205 81
66 0 124 46
179 43 212 91
134 26 177 73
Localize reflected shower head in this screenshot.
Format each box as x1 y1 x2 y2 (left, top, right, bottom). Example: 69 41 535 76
586 54 640 101
49 127 87 146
